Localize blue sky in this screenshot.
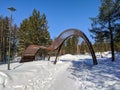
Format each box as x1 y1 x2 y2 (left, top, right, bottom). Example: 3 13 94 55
0 0 100 42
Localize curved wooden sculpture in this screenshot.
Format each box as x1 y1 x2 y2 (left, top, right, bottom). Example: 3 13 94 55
20 28 98 65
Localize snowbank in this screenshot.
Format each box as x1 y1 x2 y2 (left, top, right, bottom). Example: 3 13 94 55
0 53 120 90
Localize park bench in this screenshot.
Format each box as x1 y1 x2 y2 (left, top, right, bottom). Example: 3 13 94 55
20 28 98 65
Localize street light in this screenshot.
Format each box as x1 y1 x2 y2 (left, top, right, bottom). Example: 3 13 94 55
7 7 16 70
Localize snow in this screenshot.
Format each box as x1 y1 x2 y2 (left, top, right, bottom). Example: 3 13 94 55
0 52 120 90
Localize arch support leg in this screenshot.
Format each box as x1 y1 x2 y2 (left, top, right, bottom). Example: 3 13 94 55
54 45 62 64
48 54 51 61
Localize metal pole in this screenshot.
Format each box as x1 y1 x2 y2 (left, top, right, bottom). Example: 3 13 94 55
7 7 16 70
8 12 12 70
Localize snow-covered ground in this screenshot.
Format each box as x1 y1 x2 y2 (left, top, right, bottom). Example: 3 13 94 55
0 52 120 90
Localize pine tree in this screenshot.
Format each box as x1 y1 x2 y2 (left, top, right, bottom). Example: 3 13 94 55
0 16 3 61
18 9 51 55
0 16 9 62
64 36 79 54
114 24 120 51
11 24 18 57
65 38 72 54
19 19 31 53
89 0 120 60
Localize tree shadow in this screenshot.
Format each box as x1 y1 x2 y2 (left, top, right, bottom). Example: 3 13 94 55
67 57 120 89
13 63 24 69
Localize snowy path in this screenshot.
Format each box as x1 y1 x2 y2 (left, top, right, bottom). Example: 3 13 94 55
49 62 77 90
0 61 68 90
0 54 120 90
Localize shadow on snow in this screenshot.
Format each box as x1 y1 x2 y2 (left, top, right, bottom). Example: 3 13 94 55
66 57 120 89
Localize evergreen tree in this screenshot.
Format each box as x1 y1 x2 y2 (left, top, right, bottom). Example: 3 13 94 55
19 19 31 53
18 9 51 55
114 24 120 51
0 16 3 61
89 0 120 60
64 36 78 54
11 24 19 57
60 43 66 55
0 16 9 62
79 41 86 54
65 37 72 54
72 36 79 54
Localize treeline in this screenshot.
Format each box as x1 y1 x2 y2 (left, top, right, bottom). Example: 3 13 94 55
0 9 51 62
61 36 80 55
60 37 111 55
0 16 18 62
61 37 90 55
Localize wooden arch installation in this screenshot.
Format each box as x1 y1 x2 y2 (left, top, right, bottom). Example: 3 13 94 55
20 28 98 65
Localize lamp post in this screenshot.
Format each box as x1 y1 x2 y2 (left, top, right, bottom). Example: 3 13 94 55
7 7 16 70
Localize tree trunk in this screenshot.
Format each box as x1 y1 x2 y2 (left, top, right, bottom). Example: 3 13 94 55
110 30 115 61
109 20 115 61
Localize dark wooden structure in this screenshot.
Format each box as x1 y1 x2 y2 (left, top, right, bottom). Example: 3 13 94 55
20 28 98 65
